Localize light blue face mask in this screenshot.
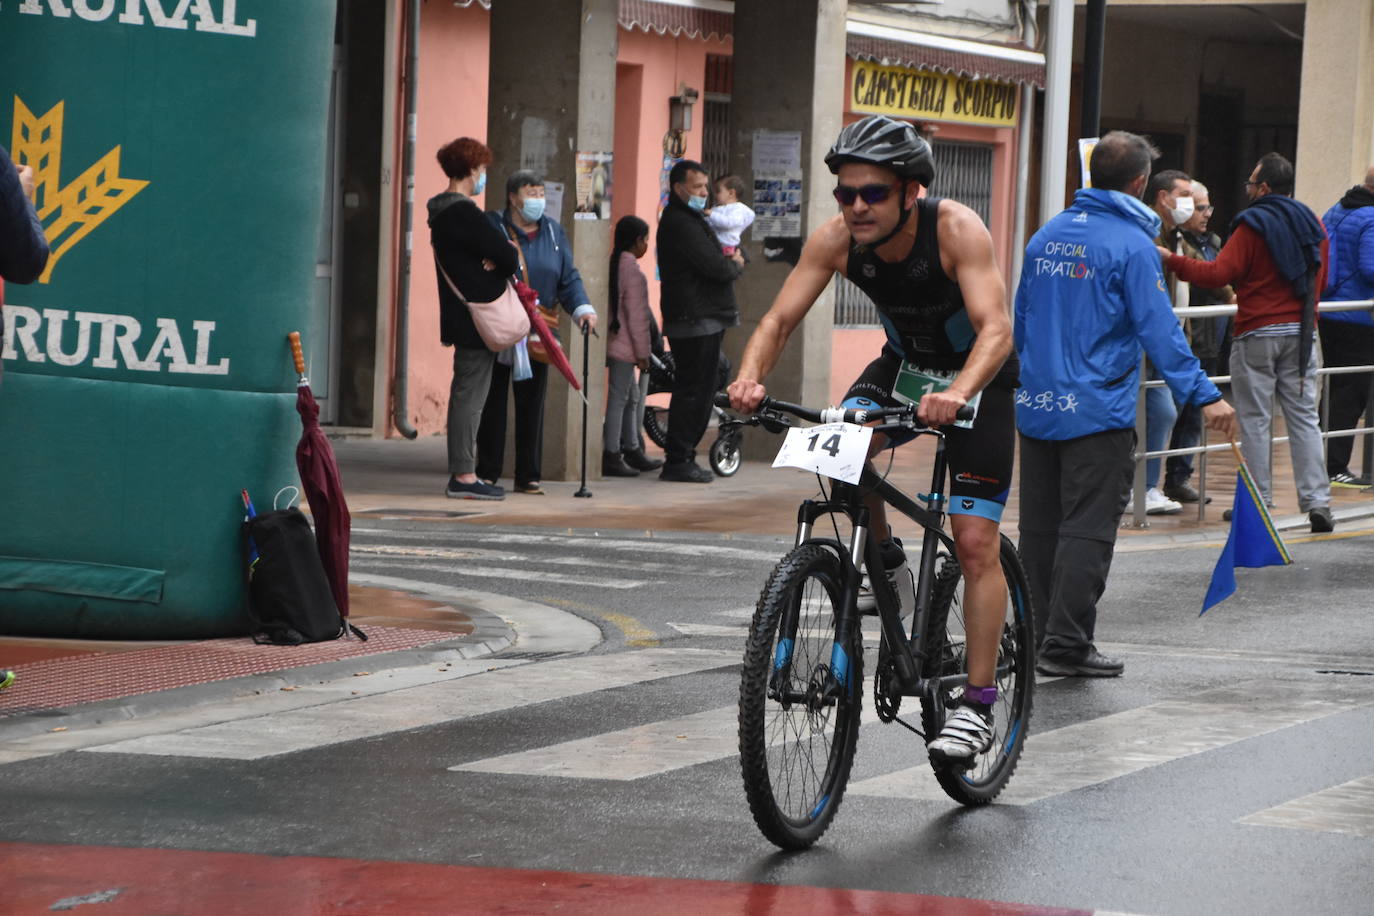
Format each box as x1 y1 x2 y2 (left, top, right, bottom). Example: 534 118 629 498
688 194 708 211
473 171 487 195
521 196 546 222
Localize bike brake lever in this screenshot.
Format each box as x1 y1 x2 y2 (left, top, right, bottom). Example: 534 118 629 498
757 412 792 434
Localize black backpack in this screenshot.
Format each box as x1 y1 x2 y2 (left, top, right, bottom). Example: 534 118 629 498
242 508 366 645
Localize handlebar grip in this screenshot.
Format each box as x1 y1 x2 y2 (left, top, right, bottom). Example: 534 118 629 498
288 331 305 375
956 404 976 422
713 391 732 409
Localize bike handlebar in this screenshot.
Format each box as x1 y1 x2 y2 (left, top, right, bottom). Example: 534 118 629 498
714 392 974 427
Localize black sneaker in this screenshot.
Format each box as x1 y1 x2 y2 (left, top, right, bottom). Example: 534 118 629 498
1163 482 1211 504
446 478 505 500
1036 648 1124 678
660 461 713 483
1330 470 1372 488
1309 505 1335 533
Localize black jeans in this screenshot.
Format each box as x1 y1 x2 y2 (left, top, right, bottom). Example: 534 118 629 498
663 331 723 466
1165 356 1219 489
476 359 548 486
1319 318 1374 476
1018 429 1134 661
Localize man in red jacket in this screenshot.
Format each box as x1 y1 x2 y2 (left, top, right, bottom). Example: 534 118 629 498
1163 153 1334 532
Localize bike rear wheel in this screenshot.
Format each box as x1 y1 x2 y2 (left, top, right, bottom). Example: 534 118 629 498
739 543 862 849
919 534 1035 805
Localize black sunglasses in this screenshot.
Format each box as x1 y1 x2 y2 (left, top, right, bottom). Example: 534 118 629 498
833 183 897 206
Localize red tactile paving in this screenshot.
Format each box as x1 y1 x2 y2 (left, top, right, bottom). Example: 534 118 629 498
0 843 1095 916
0 626 461 718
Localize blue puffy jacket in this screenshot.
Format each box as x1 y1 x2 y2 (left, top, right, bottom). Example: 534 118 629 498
1014 188 1221 441
1320 195 1374 327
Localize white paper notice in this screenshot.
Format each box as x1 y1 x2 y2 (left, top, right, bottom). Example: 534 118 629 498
752 129 803 238
771 422 874 484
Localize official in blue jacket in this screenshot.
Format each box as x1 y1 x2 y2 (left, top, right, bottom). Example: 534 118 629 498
1318 166 1374 486
477 171 597 494
1014 131 1235 679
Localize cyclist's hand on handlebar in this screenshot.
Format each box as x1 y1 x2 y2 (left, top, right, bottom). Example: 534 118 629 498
918 389 968 427
727 378 767 414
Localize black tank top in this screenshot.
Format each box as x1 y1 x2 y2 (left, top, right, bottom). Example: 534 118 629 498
845 197 1018 384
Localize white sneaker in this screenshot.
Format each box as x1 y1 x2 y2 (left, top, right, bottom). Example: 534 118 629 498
855 559 914 616
1130 487 1182 515
927 705 994 765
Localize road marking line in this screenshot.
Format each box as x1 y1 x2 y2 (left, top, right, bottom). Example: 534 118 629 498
79 649 738 761
349 559 646 590
601 612 661 648
1240 774 1374 837
451 705 741 780
668 622 748 637
353 528 785 562
848 679 1374 804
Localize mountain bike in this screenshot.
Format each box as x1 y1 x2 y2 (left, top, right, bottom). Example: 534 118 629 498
724 393 1035 850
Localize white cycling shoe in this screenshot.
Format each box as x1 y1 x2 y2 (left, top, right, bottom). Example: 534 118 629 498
927 706 993 767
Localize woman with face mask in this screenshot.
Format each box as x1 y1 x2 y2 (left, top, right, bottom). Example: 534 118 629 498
428 137 518 501
477 171 598 494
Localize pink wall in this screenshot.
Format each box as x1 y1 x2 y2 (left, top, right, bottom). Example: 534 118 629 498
615 27 732 322
405 4 492 436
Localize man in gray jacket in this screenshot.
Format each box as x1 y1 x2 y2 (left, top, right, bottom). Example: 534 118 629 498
656 159 744 482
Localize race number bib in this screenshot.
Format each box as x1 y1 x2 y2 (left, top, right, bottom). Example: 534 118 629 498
891 361 980 430
771 422 873 484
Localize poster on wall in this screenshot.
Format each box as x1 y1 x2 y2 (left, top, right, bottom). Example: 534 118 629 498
1079 138 1098 189
658 154 681 217
574 152 612 219
544 181 565 224
752 130 802 238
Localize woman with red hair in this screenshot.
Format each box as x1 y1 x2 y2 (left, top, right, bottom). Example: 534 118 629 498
428 137 519 500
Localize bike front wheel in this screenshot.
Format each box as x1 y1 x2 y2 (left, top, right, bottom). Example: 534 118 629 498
919 534 1035 805
738 542 862 850
709 431 742 477
643 405 668 449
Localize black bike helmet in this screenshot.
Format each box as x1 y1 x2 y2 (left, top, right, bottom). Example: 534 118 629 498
825 115 935 187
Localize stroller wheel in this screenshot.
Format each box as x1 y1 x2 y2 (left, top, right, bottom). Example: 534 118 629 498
709 432 742 477
643 405 669 450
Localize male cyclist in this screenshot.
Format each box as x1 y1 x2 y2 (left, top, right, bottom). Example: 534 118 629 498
727 115 1017 767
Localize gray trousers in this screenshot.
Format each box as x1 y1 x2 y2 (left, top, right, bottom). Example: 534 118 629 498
1018 429 1134 661
447 345 496 475
603 359 643 453
1230 334 1330 511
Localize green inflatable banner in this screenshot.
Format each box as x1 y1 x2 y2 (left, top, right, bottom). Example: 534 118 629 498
0 0 338 638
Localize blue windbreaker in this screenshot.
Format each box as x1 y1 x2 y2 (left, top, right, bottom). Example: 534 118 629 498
1320 197 1374 327
1014 188 1221 441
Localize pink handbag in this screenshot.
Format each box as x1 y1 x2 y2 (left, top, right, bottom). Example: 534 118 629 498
435 257 530 351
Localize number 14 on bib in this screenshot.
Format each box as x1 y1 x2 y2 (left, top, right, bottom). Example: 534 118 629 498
771 422 873 484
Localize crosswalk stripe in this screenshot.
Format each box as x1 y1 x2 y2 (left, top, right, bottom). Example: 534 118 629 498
668 622 748 637
349 558 647 590
80 649 738 761
848 679 1374 804
352 528 785 563
1239 774 1374 838
451 705 741 780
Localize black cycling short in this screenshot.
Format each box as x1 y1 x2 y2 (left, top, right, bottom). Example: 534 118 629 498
842 349 1015 522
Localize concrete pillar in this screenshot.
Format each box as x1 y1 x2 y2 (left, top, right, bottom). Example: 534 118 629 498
487 0 616 480
1295 0 1374 211
728 0 848 423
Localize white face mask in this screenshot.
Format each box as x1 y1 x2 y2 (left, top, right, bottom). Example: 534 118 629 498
1169 195 1195 226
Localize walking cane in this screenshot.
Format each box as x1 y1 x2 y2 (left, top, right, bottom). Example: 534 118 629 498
575 320 593 498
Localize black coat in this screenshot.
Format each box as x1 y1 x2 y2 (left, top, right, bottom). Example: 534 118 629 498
656 195 742 336
427 192 520 348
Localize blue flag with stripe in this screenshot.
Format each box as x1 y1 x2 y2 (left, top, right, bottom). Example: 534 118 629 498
1202 464 1293 614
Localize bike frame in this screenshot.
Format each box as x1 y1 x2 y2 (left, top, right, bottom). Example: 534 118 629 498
788 425 963 708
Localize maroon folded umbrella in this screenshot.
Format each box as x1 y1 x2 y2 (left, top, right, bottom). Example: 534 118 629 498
513 280 585 403
288 331 351 616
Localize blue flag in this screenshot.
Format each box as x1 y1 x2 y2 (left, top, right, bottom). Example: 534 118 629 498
1202 464 1293 614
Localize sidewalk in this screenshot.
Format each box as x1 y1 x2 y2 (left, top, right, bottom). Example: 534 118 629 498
3 422 1372 730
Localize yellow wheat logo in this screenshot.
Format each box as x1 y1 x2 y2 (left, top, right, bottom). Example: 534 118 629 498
11 96 149 284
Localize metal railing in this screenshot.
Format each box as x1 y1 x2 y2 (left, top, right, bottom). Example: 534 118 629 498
1125 298 1374 528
